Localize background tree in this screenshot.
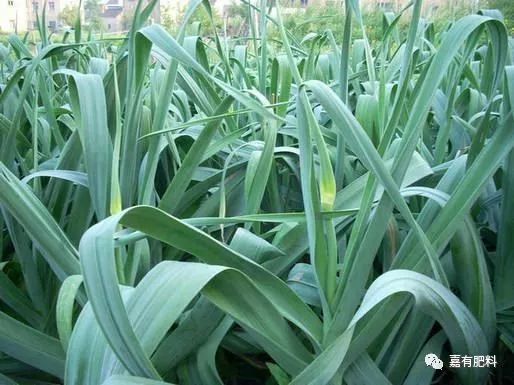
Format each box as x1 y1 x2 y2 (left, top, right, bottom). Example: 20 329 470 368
84 0 103 31
59 5 79 27
224 2 249 36
160 5 174 31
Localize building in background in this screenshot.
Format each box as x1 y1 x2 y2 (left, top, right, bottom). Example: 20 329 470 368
0 0 477 33
1 0 28 32
100 0 124 31
26 0 62 30
3 0 235 32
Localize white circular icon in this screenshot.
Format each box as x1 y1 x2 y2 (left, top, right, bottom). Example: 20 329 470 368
425 353 443 369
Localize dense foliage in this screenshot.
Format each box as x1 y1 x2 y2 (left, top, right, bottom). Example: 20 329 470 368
0 0 513 384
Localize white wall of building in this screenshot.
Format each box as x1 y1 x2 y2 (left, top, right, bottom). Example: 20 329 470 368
0 0 28 32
